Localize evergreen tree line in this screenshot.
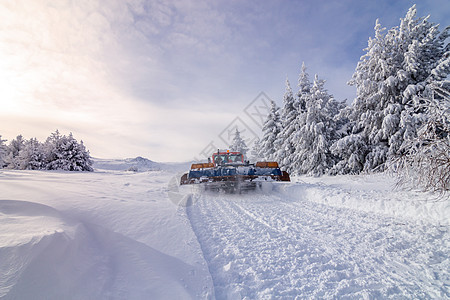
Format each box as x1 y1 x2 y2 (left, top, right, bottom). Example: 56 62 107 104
0 130 93 172
254 5 449 191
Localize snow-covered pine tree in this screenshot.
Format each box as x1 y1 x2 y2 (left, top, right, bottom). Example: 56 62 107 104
392 80 450 192
274 78 298 172
8 135 25 157
289 63 311 173
336 5 449 174
260 100 281 161
68 137 93 171
249 138 263 162
0 135 8 168
4 135 25 169
330 133 368 174
297 62 311 114
44 130 64 170
45 130 93 171
230 129 249 158
18 138 46 170
291 74 344 176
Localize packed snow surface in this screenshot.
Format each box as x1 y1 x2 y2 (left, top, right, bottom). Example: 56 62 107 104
0 160 448 299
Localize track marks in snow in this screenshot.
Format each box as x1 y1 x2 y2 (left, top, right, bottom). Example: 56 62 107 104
186 190 450 299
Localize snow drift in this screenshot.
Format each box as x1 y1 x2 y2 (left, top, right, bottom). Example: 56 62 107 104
287 174 449 226
0 200 207 299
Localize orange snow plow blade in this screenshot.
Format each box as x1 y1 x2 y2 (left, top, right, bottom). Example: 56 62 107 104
255 161 279 168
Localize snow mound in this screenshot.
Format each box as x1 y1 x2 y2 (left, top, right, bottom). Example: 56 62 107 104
0 200 207 299
285 174 450 226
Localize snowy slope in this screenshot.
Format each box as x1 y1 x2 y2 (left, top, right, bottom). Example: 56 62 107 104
0 164 448 299
0 168 213 299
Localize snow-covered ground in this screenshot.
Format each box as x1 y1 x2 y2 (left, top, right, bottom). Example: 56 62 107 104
0 159 448 299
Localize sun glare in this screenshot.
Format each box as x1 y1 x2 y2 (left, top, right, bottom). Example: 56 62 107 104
0 71 25 114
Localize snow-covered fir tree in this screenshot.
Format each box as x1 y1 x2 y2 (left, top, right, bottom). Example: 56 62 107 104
335 5 449 174
8 135 25 157
291 74 345 176
260 100 281 161
0 131 93 171
288 63 312 173
68 138 94 171
274 78 298 171
230 129 249 158
44 130 64 170
248 138 263 162
297 62 311 114
0 135 8 168
330 134 368 174
392 80 450 192
45 130 93 171
17 138 45 170
4 135 25 169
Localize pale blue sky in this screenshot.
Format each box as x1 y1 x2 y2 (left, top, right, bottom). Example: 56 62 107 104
0 0 448 161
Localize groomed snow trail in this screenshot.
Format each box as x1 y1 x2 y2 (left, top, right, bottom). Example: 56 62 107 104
186 186 449 299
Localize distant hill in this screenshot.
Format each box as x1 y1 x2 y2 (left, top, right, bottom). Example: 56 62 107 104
92 157 191 173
